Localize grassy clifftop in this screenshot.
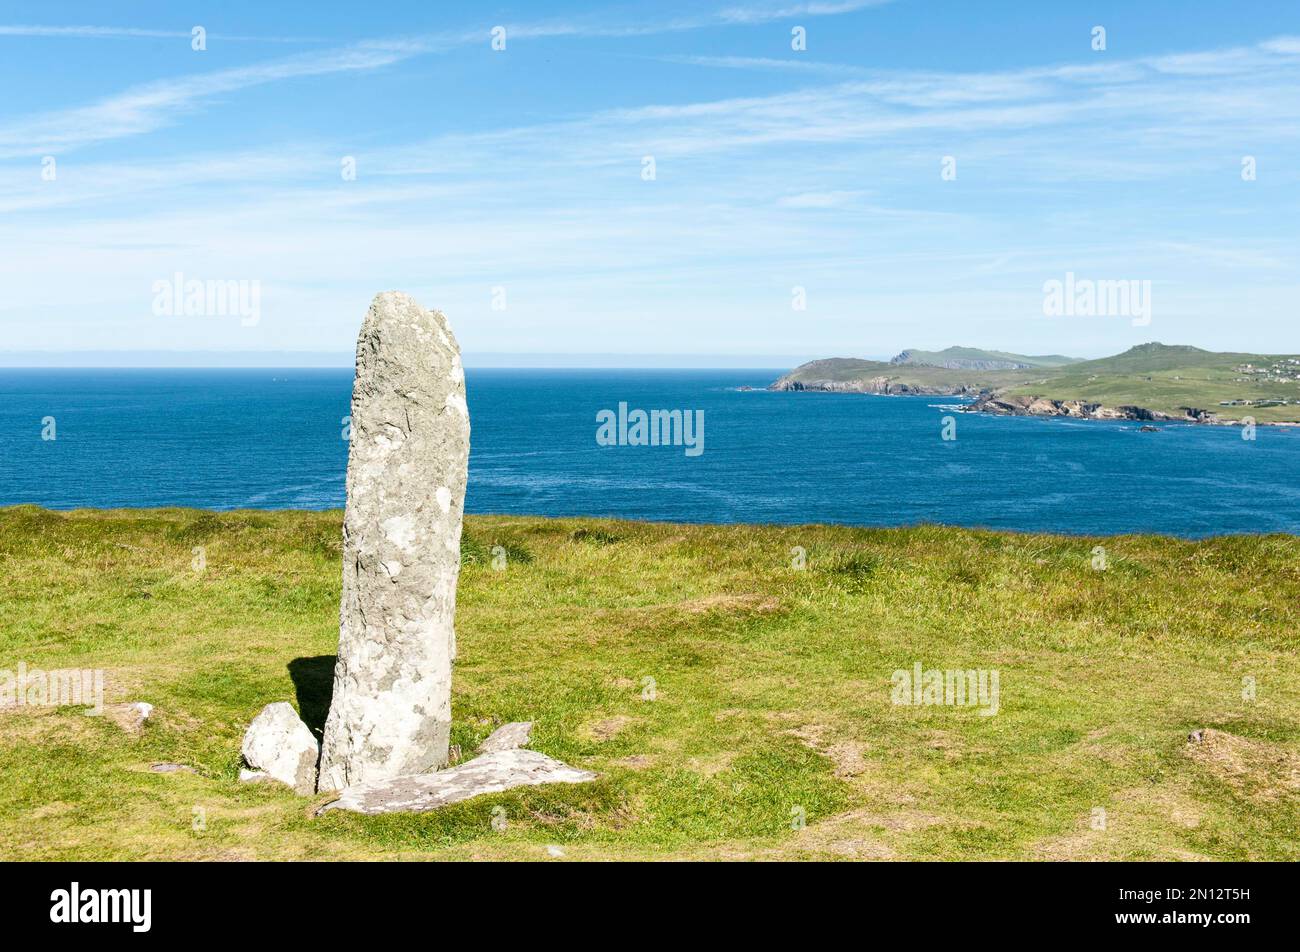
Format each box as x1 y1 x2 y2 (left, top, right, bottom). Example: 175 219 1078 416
2 507 1297 860
773 343 1300 422
769 357 1033 394
998 343 1300 422
892 347 1080 370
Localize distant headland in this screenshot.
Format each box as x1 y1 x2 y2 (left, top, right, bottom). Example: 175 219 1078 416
770 343 1300 425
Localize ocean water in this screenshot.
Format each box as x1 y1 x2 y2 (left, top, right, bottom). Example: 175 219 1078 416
1 367 1298 538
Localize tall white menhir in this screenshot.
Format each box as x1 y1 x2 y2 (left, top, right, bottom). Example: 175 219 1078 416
317 292 470 792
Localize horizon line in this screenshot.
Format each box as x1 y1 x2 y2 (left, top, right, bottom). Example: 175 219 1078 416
1 341 1288 370
0 350 824 370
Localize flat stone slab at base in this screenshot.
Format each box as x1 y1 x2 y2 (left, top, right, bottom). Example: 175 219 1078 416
318 748 596 816
478 720 532 754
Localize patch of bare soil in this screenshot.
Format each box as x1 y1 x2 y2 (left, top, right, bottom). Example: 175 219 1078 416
597 593 780 624
676 590 774 613
847 809 948 832
583 715 636 741
785 807 958 860
1184 728 1300 801
103 702 152 735
686 751 735 776
785 723 870 780
925 729 967 762
673 593 781 615
1031 781 1212 861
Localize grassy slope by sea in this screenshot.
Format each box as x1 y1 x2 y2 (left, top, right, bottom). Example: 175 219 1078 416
775 344 1300 422
770 357 1034 393
999 343 1300 422
891 347 1080 369
1 507 1297 860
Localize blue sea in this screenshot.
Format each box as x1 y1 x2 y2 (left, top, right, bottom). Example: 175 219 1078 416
2 368 1298 537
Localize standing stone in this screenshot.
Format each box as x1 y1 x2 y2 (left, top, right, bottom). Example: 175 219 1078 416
317 292 470 793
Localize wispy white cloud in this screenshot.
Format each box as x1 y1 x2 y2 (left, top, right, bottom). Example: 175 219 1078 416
1261 36 1300 55
0 1 894 48
717 1 893 24
659 53 864 74
0 44 422 158
0 2 900 159
777 190 862 207
0 24 322 42
3 26 1299 355
9 31 1300 211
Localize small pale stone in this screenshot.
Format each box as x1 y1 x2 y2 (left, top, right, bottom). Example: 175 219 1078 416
240 702 318 795
317 749 597 816
106 701 153 734
478 721 533 754
239 768 271 783
150 763 195 774
317 292 470 793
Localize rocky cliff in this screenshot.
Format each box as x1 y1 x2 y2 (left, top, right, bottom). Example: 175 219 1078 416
890 350 1031 371
770 375 988 396
961 394 1223 424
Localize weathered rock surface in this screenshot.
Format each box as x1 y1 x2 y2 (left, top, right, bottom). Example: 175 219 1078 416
478 721 533 754
961 394 1164 420
318 748 597 816
317 292 470 793
961 393 1227 424
240 702 318 795
770 371 984 396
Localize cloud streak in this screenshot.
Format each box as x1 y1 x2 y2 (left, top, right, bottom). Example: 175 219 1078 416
0 2 902 159
0 44 420 158
0 24 322 42
3 18 1299 356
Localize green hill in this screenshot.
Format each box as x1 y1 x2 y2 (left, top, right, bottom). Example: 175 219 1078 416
891 347 1080 370
998 343 1300 422
773 342 1300 423
770 357 1035 395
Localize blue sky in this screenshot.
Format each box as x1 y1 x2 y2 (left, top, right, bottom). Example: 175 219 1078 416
1 0 1298 365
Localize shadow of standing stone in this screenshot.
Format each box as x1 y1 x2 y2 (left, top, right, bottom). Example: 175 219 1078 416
288 655 336 740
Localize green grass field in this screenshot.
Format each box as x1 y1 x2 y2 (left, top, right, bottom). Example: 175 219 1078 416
2 506 1297 861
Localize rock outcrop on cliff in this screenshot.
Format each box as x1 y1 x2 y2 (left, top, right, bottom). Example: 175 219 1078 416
769 373 986 396
961 394 1223 424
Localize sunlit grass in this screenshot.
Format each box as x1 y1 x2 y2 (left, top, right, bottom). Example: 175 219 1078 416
0 506 1296 860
